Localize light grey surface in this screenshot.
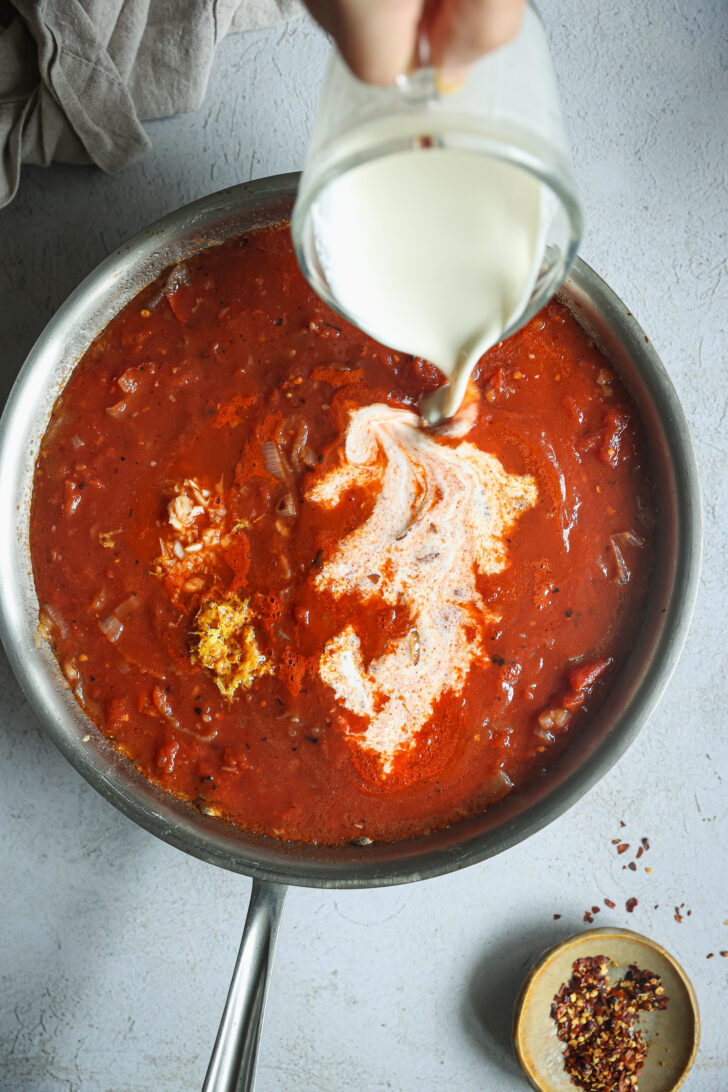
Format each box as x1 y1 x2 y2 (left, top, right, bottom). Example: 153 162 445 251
0 4 726 1091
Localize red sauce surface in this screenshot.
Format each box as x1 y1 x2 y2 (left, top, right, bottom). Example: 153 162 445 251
30 225 654 844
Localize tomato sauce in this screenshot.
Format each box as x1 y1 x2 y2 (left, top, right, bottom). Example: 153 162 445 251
30 225 654 844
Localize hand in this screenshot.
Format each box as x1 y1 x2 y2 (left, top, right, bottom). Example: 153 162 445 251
304 0 526 87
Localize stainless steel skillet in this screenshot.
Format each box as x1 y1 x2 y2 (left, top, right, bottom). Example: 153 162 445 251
0 174 701 1091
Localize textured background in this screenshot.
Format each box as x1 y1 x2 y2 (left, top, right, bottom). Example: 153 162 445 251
1 2 727 1089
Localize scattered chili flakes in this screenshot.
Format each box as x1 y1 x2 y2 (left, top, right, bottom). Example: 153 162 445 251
604 899 616 909
721 951 728 958
628 862 637 871
551 956 668 1091
554 913 562 920
626 898 638 913
707 953 715 959
641 837 650 851
617 843 629 854
674 907 683 923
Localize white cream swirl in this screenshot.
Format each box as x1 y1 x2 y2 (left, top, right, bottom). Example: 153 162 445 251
307 403 537 776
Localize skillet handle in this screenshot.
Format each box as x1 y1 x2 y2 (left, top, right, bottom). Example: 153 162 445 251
202 878 288 1092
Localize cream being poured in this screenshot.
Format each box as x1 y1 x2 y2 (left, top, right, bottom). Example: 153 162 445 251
313 148 546 423
307 401 538 775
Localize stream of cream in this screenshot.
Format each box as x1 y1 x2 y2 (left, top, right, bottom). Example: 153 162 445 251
313 148 545 423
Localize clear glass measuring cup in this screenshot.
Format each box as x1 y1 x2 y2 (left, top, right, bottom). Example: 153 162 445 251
291 4 582 421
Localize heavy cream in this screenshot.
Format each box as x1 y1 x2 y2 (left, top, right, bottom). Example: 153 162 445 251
307 402 538 775
313 147 545 423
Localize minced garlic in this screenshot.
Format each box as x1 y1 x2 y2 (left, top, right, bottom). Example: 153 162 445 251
192 593 271 699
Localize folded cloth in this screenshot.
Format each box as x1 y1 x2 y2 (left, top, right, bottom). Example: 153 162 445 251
0 0 302 207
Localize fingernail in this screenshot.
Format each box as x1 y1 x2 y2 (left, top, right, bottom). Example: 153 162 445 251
435 66 469 95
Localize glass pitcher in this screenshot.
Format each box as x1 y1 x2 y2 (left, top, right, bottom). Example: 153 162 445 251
292 4 582 364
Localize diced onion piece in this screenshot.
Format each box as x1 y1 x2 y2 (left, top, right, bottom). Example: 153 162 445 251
117 368 139 394
290 422 310 472
90 585 111 613
596 368 614 397
609 531 644 584
99 614 124 643
163 263 190 296
177 723 218 743
106 398 128 419
300 445 318 470
262 440 286 482
38 603 70 641
152 686 180 727
183 577 206 593
609 537 629 584
538 707 569 732
113 594 139 619
612 530 645 549
277 493 298 518
173 540 185 560
63 660 79 683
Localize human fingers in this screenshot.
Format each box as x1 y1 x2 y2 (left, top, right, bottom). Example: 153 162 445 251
304 0 425 86
426 0 525 79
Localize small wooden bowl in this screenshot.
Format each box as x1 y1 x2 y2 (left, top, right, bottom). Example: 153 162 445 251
513 927 700 1092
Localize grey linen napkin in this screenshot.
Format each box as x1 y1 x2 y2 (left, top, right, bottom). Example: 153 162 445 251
0 0 302 207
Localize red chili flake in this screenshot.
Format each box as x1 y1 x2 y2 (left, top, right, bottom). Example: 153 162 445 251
707 953 715 959
626 897 638 913
628 861 637 871
604 898 616 909
591 906 600 914
584 911 594 923
551 956 668 1091
687 910 692 916
617 843 629 854
674 907 683 923
611 838 621 845
553 913 561 920
641 836 650 850
721 951 728 958
620 820 626 827
636 845 644 859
